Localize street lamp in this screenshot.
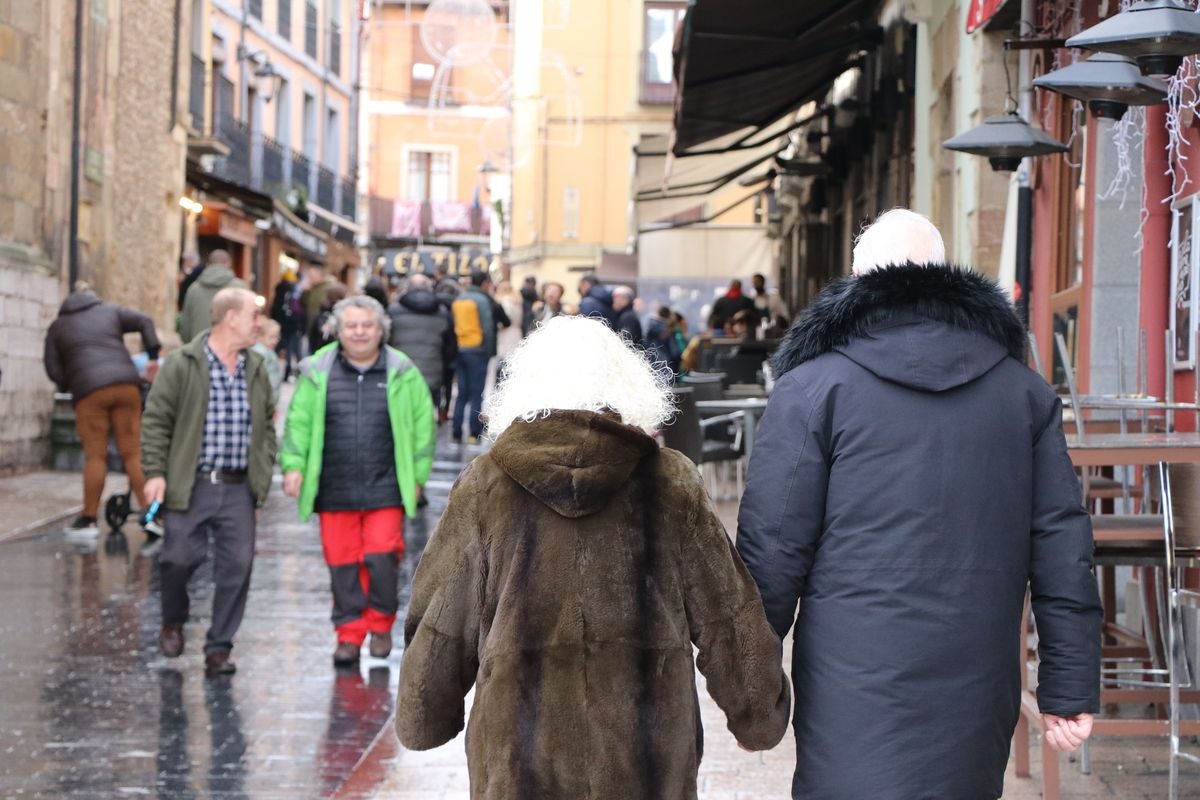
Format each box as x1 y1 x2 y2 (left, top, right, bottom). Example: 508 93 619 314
1066 0 1200 77
942 112 1069 172
1033 53 1168 120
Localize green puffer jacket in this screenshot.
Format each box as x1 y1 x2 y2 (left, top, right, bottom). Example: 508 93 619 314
281 344 436 519
141 335 277 510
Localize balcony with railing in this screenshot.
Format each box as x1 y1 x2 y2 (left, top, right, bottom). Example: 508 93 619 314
370 197 490 240
316 166 337 212
340 177 356 222
292 151 313 202
213 114 251 186
188 55 206 132
262 136 288 198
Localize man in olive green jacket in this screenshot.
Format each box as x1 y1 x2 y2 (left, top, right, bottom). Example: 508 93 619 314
142 287 276 677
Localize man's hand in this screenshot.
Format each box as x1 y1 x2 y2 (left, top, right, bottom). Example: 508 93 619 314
144 359 159 383
1042 713 1093 753
283 471 303 498
144 477 166 505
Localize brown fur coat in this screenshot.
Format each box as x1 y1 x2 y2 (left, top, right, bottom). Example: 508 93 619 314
396 410 790 799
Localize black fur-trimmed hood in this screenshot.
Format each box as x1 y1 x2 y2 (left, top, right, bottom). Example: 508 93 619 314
771 263 1026 389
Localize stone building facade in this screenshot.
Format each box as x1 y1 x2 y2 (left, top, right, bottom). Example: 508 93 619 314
0 0 188 473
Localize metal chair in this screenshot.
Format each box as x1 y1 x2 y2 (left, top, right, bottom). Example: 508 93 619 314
661 387 747 499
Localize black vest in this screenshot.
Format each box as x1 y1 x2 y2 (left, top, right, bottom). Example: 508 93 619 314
315 351 402 512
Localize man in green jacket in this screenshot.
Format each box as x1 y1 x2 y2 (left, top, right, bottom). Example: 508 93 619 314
281 295 435 666
178 250 247 343
142 287 277 677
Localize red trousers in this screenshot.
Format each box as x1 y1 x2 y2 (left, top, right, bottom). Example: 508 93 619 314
319 507 405 645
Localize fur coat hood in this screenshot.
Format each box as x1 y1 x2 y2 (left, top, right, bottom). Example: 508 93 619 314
771 263 1026 390
489 411 657 518
396 410 790 799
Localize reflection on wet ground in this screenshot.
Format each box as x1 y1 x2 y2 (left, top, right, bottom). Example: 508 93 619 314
0 433 479 799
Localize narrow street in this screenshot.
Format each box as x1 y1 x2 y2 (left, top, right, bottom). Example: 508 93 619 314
0 431 476 800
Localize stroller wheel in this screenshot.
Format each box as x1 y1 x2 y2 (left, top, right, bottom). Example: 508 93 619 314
104 492 132 532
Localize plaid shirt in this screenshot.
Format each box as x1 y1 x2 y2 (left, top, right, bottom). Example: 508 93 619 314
198 339 251 472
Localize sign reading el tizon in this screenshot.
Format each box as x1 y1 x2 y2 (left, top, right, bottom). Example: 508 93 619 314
382 248 492 276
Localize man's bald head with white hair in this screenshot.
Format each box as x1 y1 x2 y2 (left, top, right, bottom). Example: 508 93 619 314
851 209 946 276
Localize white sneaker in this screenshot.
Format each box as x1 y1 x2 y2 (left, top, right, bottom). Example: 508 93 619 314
64 515 100 541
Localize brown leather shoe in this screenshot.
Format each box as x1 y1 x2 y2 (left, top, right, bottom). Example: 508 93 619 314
160 625 184 658
368 632 392 659
204 650 236 676
333 641 361 666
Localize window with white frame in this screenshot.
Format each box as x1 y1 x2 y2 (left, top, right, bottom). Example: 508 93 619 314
406 150 453 203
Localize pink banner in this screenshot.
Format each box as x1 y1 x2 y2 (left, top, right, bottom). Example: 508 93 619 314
391 200 422 238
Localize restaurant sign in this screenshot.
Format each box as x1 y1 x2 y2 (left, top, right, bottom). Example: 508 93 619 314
966 0 1012 34
382 247 492 277
273 209 328 259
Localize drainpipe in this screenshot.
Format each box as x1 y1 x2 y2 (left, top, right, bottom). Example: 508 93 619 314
1141 107 1171 402
1014 0 1035 327
68 0 85 287
239 0 248 120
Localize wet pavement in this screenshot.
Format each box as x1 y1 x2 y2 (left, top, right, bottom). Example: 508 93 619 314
0 429 482 800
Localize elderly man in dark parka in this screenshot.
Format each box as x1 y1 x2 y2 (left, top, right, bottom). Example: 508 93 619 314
736 208 1102 800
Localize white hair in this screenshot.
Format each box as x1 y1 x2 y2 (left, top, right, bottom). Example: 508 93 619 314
330 295 391 338
851 209 946 275
483 315 675 440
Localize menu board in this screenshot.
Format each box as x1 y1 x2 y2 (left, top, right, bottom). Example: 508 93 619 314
1172 196 1197 370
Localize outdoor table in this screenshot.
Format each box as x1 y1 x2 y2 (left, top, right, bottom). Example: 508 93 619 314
694 398 769 458
1014 432 1200 800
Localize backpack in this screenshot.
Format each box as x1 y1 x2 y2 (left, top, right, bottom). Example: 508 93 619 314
452 296 484 349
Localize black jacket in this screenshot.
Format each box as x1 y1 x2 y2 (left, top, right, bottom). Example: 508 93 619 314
44 292 161 402
388 289 456 395
737 264 1101 800
316 351 402 512
614 307 643 348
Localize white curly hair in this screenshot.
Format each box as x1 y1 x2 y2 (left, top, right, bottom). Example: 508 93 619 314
483 315 675 439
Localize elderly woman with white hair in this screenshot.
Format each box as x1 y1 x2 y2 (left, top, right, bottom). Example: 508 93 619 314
395 315 790 799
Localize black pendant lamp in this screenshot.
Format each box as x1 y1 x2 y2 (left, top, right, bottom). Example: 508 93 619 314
1033 53 1169 119
942 112 1070 172
1066 0 1200 77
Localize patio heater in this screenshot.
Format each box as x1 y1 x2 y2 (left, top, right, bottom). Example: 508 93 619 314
1032 52 1169 120
941 112 1069 172
1066 0 1200 77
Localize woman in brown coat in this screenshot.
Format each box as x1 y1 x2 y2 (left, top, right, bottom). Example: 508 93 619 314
396 315 790 799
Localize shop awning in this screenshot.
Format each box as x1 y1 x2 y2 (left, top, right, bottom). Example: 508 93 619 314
671 0 881 156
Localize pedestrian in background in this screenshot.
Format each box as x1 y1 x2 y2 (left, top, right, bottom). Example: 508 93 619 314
577 273 616 327
706 279 757 335
450 271 507 445
387 273 457 410
489 279 523 393
396 316 790 796
44 282 161 537
179 250 245 343
301 263 335 332
270 267 304 380
610 285 643 347
252 318 284 403
737 209 1101 798
308 283 348 355
177 251 203 311
519 275 538 336
432 269 463 423
143 287 276 677
282 296 435 667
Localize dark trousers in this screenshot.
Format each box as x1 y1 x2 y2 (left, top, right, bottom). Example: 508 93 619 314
160 479 256 654
452 350 489 438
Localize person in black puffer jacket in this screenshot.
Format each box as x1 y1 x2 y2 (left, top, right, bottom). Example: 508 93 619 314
44 283 161 534
387 274 457 408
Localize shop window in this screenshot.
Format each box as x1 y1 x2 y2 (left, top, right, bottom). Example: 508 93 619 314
406 150 453 203
641 2 686 105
